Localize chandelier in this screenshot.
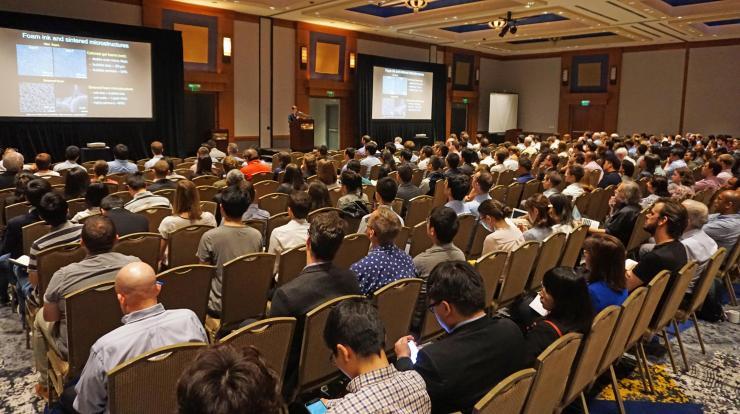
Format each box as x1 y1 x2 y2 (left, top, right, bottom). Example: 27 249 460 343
488 11 518 37
404 0 428 13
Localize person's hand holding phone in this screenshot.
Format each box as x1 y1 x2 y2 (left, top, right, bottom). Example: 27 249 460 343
394 335 415 359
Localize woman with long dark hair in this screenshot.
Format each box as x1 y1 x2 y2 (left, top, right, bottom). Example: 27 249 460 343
548 193 575 234
521 267 594 366
64 167 90 200
194 156 214 177
307 181 331 212
640 175 670 208
522 194 552 242
582 233 628 312
277 164 307 194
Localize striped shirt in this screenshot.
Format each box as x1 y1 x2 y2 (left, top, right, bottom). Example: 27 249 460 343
325 364 430 414
28 221 83 272
123 191 171 213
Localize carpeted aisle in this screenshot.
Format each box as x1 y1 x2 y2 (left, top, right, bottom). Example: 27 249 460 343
0 306 44 413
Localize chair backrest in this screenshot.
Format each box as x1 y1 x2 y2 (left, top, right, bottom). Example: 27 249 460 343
67 198 88 218
113 232 161 270
221 253 276 327
625 209 650 252
22 221 51 256
418 302 445 342
297 295 363 394
196 185 219 202
200 200 217 216
259 192 290 216
721 240 740 274
156 264 214 323
5 201 30 223
65 281 122 379
685 248 727 315
267 212 291 241
473 368 537 414
498 170 516 186
111 190 133 204
597 287 648 376
251 171 273 184
558 306 621 408
167 225 214 268
409 221 433 257
528 232 567 292
625 270 670 350
405 195 433 227
521 332 583 414
307 207 344 221
334 233 370 269
219 317 296 384
152 189 175 204
521 179 541 202
411 169 424 187
394 226 411 250
107 342 207 414
587 169 601 187
583 188 602 220
391 198 404 215
277 246 307 287
497 241 540 307
651 261 697 332
192 175 219 186
453 214 477 255
36 242 87 298
595 186 616 222
476 251 509 309
140 207 172 233
362 185 376 204
432 179 447 208
574 191 591 218
372 278 423 353
468 222 492 260
254 180 280 200
369 164 381 180
558 224 588 268
329 187 342 207
504 182 524 209
489 185 506 202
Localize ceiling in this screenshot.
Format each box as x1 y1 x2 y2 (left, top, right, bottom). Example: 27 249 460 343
173 0 740 55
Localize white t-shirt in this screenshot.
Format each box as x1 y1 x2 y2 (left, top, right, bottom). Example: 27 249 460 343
159 212 217 239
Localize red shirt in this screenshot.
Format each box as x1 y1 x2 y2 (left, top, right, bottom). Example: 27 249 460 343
240 159 271 180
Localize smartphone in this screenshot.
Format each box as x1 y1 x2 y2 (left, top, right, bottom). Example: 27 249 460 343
511 208 528 219
306 399 328 414
408 340 419 364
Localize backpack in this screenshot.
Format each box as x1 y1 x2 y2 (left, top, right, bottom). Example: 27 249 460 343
340 200 370 219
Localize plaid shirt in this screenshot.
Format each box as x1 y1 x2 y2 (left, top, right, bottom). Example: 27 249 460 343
325 365 430 414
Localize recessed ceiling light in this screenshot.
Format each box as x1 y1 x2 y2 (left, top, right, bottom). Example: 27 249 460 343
677 16 683 19
269 6 275 9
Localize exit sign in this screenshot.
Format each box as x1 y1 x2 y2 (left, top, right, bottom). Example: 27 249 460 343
327 90 335 97
187 83 201 92
580 100 590 107
462 98 469 104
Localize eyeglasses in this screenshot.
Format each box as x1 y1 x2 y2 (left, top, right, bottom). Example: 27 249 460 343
427 302 439 313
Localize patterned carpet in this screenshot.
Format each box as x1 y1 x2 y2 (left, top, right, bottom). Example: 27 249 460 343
0 303 738 413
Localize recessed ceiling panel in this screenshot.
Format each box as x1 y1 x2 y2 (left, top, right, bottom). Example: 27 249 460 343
347 0 482 18
442 13 568 33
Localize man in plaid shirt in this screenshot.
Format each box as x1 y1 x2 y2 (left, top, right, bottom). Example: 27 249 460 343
322 299 430 414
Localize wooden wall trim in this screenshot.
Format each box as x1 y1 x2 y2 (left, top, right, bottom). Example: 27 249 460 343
355 32 432 50
106 0 142 5
678 46 690 134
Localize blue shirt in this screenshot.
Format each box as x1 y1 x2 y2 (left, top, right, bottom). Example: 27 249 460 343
350 244 416 295
445 200 472 215
703 213 740 252
588 281 628 313
107 159 138 174
464 193 491 218
516 173 534 184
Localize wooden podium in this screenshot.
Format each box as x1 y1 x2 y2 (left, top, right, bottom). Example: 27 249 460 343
289 118 314 152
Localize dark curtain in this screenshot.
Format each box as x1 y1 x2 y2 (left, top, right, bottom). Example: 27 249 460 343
0 11 185 161
357 54 446 148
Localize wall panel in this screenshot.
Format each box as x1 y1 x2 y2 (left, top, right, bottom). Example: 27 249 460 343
272 25 296 139
357 38 430 62
234 20 259 137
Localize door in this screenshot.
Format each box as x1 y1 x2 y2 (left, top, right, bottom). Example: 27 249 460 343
569 104 605 136
326 104 339 150
309 97 340 149
183 92 217 153
451 103 468 136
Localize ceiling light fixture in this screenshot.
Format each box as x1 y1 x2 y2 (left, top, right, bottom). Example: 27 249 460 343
404 0 428 13
489 11 518 38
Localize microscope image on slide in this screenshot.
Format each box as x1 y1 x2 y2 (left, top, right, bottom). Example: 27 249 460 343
16 45 54 77
55 84 88 114
19 82 55 113
381 97 407 118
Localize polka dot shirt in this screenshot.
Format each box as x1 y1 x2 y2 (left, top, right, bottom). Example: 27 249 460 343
351 244 417 295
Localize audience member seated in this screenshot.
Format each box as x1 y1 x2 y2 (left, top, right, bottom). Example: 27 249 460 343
144 141 165 170
516 158 534 183
307 181 331 212
53 146 82 173
302 154 318 179
522 194 553 242
668 168 695 202
464 171 493 218
100 195 149 237
444 153 463 179
703 189 740 252
598 155 622 188
716 154 734 185
268 191 311 273
490 150 508 173
421 156 445 196
562 164 586 200
679 200 718 291
73 262 207 412
198 187 262 317
91 160 118 186
351 207 415 295
193 155 214 178
357 177 404 234
213 156 239 189
479 199 524 255
444 174 472 215
158 180 216 264
277 164 307 194
394 261 525 414
583 234 628 312
396 164 423 215
34 153 60 178
107 144 138 175
273 151 291 180
513 267 593 366
323 299 431 413
206 139 226 161
240 148 271 180
3 171 35 206
664 146 688 175
0 150 23 189
241 181 270 222
71 183 109 223
360 142 382 176
33 215 138 397
548 193 576 234
590 181 642 247
123 173 172 213
317 159 339 190
148 160 178 192
693 160 722 192
641 175 671 209
63 167 90 200
337 170 369 214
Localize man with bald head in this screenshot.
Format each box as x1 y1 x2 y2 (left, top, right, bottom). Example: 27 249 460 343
239 147 271 180
703 189 740 252
73 262 207 413
0 149 23 189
